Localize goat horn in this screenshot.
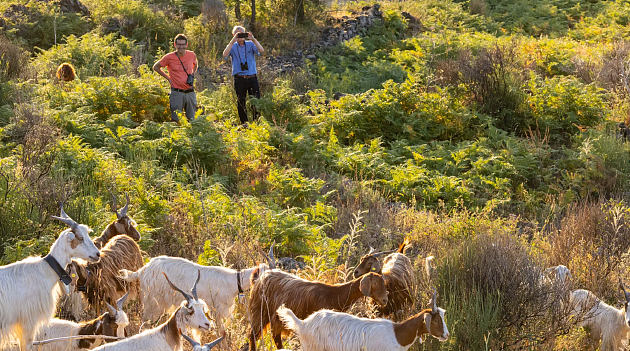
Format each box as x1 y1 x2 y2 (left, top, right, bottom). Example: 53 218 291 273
51 203 79 230
116 290 130 311
191 269 201 301
163 272 194 303
268 242 276 269
180 329 200 348
205 332 226 350
431 287 437 314
372 249 396 257
120 193 130 217
105 302 118 318
111 190 121 219
368 246 375 255
620 279 630 303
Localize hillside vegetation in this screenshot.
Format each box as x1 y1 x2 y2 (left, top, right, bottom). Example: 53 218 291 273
2 0 630 349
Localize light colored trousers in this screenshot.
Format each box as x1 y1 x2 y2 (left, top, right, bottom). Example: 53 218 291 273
169 89 197 122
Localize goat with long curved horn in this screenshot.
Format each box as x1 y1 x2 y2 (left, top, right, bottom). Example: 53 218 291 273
181 330 226 351
259 243 276 269
51 203 79 231
163 271 195 304
431 287 438 314
191 269 201 301
116 290 130 311
119 193 130 217
372 249 397 257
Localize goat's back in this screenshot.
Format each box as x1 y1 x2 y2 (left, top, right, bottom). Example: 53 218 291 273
381 253 415 316
284 309 403 351
89 235 143 303
134 256 239 321
35 319 81 351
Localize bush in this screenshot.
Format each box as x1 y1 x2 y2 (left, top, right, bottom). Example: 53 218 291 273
0 1 93 50
526 75 607 145
85 0 181 52
32 32 134 79
53 65 170 122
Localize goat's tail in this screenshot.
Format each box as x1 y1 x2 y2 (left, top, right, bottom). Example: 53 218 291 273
397 237 411 254
276 305 303 334
118 267 142 281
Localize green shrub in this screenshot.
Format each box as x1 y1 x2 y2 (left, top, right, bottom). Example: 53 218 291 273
1 1 93 50
526 74 608 145
84 0 181 52
33 32 133 79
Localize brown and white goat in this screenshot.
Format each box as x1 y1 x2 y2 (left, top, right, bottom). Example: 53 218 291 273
93 193 141 250
34 292 130 351
247 269 389 351
277 288 449 351
70 235 143 316
354 239 416 317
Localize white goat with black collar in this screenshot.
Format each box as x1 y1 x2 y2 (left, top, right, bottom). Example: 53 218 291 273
0 206 101 351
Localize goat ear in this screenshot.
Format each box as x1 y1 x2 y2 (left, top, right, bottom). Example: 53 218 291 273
371 260 382 273
424 313 432 335
66 231 77 241
114 222 126 233
359 275 371 296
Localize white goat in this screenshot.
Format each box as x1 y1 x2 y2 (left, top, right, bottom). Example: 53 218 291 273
0 206 101 351
91 271 213 351
570 283 630 351
119 250 272 336
34 291 130 351
276 288 449 351
545 265 572 285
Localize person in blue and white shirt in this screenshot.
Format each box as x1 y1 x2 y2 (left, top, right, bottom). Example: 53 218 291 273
222 26 265 125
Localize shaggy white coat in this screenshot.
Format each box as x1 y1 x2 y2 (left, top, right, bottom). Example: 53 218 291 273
570 289 630 351
277 307 448 351
0 225 100 351
119 256 267 333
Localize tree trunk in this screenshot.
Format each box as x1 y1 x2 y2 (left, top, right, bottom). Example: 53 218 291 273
235 0 241 20
295 0 304 24
250 0 256 32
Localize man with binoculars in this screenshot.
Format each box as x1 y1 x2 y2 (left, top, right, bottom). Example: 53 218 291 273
223 26 265 125
154 34 198 122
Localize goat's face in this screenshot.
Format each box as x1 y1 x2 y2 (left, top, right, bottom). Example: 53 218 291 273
354 255 382 278
359 272 388 307
112 216 141 241
102 309 130 339
66 225 100 262
182 299 214 332
68 260 90 291
425 308 449 341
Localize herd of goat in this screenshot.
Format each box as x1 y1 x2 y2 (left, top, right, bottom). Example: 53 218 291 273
0 196 630 351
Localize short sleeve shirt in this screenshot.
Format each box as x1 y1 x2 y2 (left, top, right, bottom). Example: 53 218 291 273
158 51 198 90
226 41 260 76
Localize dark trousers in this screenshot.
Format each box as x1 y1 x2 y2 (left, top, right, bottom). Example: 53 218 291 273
234 75 260 124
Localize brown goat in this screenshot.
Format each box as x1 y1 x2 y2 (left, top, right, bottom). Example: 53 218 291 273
56 62 76 82
93 193 141 250
247 269 388 351
354 239 416 317
70 235 143 316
